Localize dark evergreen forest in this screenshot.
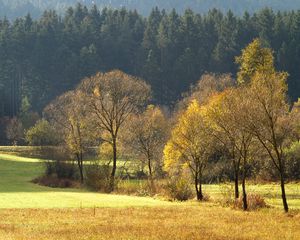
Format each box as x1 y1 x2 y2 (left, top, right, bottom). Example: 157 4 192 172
2 0 300 19
1 4 300 118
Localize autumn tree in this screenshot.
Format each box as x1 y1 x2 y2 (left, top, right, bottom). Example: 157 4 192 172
122 105 168 180
243 71 291 212
179 73 236 111
6 117 24 146
79 70 151 191
290 98 300 141
236 38 291 212
204 88 254 210
164 100 214 200
25 119 60 146
44 90 91 183
235 38 274 84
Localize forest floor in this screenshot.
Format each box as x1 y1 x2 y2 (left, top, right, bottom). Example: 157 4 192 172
0 153 299 239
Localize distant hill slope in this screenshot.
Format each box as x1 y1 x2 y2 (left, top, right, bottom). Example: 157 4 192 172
1 0 300 19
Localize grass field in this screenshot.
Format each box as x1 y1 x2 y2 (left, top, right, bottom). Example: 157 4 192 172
0 152 300 239
0 206 299 240
0 153 176 208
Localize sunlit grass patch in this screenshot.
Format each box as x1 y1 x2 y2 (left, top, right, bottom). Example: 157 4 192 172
0 206 299 240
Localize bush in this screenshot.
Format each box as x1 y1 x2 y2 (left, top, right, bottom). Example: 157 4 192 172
32 176 76 188
166 177 193 201
117 180 151 196
234 193 267 210
45 160 77 180
85 163 112 192
218 184 235 207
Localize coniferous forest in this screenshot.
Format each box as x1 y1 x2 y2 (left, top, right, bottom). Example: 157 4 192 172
1 5 300 137
1 3 300 238
3 0 300 18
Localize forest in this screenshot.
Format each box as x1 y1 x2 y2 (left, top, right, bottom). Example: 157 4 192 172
1 5 300 136
3 0 300 18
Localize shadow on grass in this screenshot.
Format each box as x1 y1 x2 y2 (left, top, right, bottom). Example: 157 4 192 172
0 159 84 193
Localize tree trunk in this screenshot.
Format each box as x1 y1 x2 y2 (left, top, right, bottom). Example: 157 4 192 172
234 169 239 199
76 153 84 184
195 172 203 201
147 156 155 192
110 137 117 192
148 157 152 178
199 181 203 201
280 172 289 212
242 168 248 211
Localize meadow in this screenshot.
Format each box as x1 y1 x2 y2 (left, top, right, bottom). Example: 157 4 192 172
0 152 299 239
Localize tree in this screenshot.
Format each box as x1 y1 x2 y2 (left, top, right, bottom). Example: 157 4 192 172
242 71 291 212
236 38 291 212
122 105 168 180
44 90 91 183
79 70 151 191
190 73 236 104
204 88 254 210
164 100 213 200
19 96 39 130
178 73 236 113
6 117 23 145
25 119 60 146
235 38 274 84
290 98 300 141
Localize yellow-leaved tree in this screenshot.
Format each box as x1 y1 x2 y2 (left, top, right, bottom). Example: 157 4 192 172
204 88 254 210
236 38 291 212
235 38 274 84
164 100 214 200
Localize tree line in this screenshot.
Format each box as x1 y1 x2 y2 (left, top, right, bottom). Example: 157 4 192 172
24 39 300 213
1 5 300 142
3 0 300 19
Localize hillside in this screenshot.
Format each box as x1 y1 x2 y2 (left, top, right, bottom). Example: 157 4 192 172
1 0 300 19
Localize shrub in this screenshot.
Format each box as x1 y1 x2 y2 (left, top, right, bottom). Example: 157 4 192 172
32 176 76 188
166 177 193 201
218 184 235 207
45 160 77 180
85 163 112 192
117 180 151 196
234 193 267 210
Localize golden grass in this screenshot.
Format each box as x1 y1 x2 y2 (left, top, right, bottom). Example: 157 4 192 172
0 204 299 240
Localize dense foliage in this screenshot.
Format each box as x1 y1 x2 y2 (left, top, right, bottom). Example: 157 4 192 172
2 0 300 19
2 5 300 142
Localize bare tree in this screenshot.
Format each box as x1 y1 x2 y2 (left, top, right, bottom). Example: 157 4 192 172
44 90 91 183
6 117 24 146
122 105 169 181
78 70 151 191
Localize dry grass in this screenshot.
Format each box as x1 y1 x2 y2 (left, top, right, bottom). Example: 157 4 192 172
0 204 299 240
